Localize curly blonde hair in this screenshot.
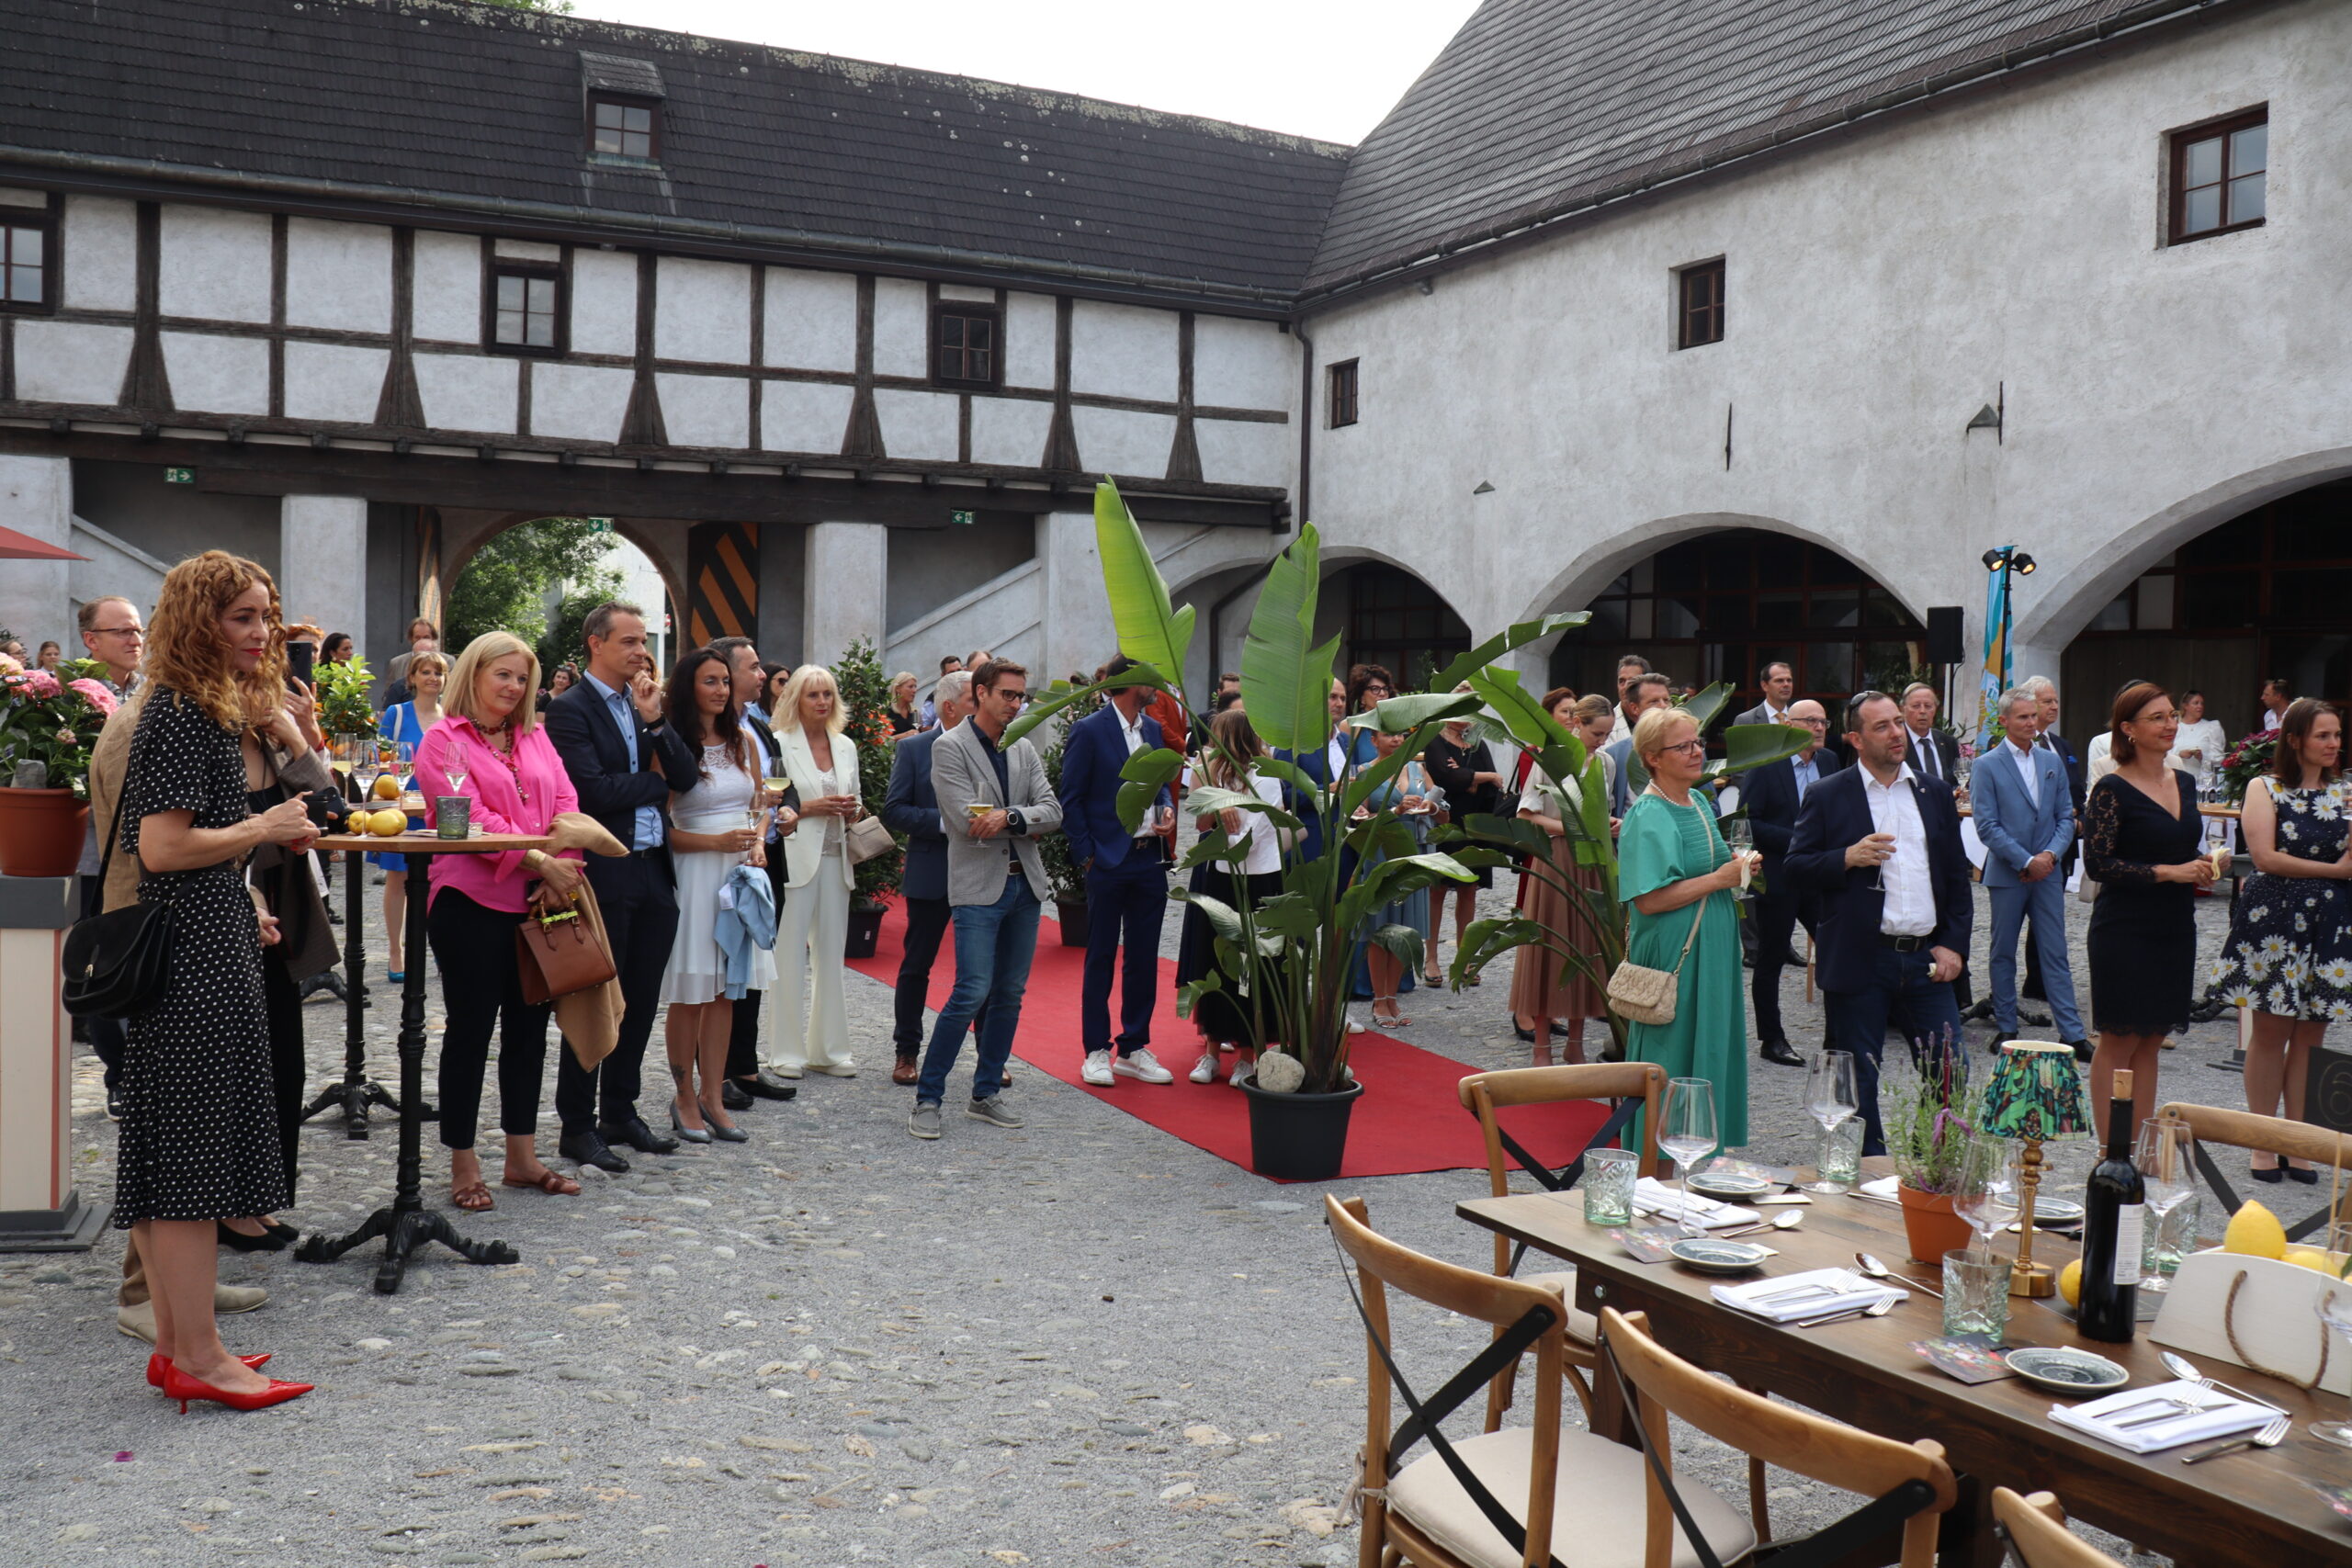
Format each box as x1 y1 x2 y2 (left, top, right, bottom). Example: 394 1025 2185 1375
144 550 286 731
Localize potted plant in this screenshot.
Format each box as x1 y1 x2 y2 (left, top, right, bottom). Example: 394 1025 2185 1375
312 655 379 751
1882 1036 1981 1265
0 660 118 877
831 637 899 960
1036 682 1107 946
2217 729 2278 805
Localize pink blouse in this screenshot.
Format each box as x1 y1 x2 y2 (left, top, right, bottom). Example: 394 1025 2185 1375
413 716 581 914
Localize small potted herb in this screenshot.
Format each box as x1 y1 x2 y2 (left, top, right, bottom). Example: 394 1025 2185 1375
1883 1031 1980 1265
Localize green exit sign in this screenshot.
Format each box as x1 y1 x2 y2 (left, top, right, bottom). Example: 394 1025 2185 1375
950 509 976 526
164 467 195 485
586 517 613 533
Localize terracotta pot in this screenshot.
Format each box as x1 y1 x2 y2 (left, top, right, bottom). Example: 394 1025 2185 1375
1896 1184 1975 1268
0 786 90 878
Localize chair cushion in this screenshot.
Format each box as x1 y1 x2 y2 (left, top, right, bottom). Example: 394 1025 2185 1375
1387 1426 1757 1568
1523 1269 1598 1344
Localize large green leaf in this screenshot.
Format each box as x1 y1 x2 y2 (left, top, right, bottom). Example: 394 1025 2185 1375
1114 745 1186 833
1182 783 1305 833
999 679 1091 749
1702 721 1815 783
1429 614 1590 694
1093 480 1194 685
1238 525 1337 755
1351 691 1483 734
1363 922 1425 975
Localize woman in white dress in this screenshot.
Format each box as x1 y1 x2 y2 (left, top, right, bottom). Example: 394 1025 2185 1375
659 649 773 1142
768 665 865 1078
2168 689 2229 789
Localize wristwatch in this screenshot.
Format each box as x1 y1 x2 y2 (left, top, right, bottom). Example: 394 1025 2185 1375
1005 808 1027 838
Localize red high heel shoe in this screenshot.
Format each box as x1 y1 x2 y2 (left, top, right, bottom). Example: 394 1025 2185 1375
159 1361 311 1413
146 1351 270 1390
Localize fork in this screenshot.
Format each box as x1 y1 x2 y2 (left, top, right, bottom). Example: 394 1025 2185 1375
2180 1413 2291 1464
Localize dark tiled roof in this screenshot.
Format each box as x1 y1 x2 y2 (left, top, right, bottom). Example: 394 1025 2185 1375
1304 0 2236 297
0 0 1349 302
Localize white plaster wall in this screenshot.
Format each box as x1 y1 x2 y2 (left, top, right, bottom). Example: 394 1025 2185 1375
874 389 959 462
279 495 368 651
61 197 135 312
13 321 130 406
1072 407 1177 479
1193 315 1294 411
414 353 517 434
284 218 390 333
158 206 272 323
161 332 269 416
568 250 638 357
283 342 388 424
1003 292 1057 390
969 397 1053 468
873 277 929 379
655 257 751 365
1069 300 1178 403
412 231 481 344
655 372 749 448
1300 0 2352 661
0 456 73 652
1036 509 1117 684
530 363 634 442
761 381 853 454
763 267 855 372
802 521 888 667
1194 418 1290 490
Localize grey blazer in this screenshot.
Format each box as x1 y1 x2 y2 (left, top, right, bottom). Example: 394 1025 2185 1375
931 718 1064 907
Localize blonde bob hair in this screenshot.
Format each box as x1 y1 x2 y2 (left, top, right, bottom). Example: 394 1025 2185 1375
144 549 287 731
779 664 846 736
404 649 450 683
1632 705 1698 769
442 631 542 737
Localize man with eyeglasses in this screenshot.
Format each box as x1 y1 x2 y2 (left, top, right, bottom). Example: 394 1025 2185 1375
1604 672 1677 817
74 596 145 1114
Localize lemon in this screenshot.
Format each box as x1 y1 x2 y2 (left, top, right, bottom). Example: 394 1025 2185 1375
368 808 407 837
2222 1201 2289 1259
2283 1248 2335 1272
372 773 401 801
2057 1258 2083 1307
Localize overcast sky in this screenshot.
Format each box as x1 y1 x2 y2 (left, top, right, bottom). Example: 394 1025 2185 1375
572 0 1480 145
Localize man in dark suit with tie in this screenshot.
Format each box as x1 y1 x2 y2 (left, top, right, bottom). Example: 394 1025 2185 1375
1744 699 1837 1067
1783 691 1973 1154
710 636 800 1110
882 670 975 1085
543 602 695 1172
1899 683 1959 784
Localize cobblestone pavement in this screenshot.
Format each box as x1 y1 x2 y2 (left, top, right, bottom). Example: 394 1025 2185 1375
0 860 2259 1565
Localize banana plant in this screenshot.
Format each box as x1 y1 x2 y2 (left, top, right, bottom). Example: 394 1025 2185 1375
1004 479 1584 1095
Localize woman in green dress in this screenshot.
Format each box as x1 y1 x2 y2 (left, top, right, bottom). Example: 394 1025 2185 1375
1618 707 1761 1148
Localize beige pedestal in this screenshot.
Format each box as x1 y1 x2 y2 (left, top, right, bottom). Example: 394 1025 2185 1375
0 874 106 1249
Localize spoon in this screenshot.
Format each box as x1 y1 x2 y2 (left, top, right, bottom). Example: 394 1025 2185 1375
1719 1211 1805 1239
2159 1349 2285 1411
1855 1251 1943 1298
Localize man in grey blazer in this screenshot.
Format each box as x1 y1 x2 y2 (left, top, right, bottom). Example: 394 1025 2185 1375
1733 660 1797 731
910 660 1065 1139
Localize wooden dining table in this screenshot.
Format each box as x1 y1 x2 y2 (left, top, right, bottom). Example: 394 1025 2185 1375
1458 1168 2352 1566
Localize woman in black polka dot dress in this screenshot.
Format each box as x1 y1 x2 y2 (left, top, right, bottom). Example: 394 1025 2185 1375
116 551 313 1413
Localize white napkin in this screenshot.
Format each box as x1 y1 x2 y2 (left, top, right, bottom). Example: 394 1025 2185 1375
2047 1380 2274 1454
1857 1176 1902 1200
1712 1268 1903 1323
1634 1178 1760 1230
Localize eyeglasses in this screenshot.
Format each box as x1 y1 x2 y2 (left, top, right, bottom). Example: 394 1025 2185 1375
88 626 142 638
1657 738 1706 756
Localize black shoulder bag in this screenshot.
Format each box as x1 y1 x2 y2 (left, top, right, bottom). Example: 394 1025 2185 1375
61 793 174 1019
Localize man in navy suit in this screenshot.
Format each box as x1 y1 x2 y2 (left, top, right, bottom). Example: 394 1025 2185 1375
1744 699 1837 1067
882 670 974 1086
1784 692 1972 1154
1273 677 1352 863
1973 686 2087 1054
1057 655 1177 1087
543 602 695 1172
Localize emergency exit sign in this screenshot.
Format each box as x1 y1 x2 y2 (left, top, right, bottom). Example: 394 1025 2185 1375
950 510 976 526
164 467 195 484
587 517 613 533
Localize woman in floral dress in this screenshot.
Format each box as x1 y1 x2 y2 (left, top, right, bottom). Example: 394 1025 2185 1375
2210 698 2352 1181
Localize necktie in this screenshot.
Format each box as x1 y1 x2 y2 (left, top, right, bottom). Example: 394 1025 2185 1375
1914 734 1937 779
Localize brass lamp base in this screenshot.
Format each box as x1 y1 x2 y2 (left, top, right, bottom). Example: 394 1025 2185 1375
2009 1259 2055 1298
2009 1136 2055 1297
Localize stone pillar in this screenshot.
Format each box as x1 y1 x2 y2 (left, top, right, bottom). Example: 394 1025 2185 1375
0 456 74 655
279 495 369 655
1036 510 1117 687
800 521 888 669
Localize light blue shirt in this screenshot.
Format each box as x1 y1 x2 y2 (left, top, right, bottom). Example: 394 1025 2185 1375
1793 752 1820 803
584 671 663 851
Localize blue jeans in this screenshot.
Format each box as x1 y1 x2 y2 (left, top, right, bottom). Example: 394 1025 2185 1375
1824 945 1964 1156
915 876 1041 1105
1082 852 1167 1056
1988 875 2084 1040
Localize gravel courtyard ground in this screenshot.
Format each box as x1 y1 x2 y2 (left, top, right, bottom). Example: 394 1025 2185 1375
0 861 2262 1566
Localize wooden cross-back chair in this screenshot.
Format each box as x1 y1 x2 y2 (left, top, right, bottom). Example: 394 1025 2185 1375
2155 1101 2352 1244
1325 1195 1757 1568
1989 1489 2125 1567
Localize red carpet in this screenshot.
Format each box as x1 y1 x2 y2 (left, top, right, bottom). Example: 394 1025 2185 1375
846 904 1611 1181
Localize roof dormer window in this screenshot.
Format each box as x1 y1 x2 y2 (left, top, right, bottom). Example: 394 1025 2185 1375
591 96 659 161
581 51 665 165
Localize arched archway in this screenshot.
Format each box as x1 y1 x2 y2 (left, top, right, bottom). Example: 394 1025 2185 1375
429 508 690 679
435 509 688 623
1315 549 1473 690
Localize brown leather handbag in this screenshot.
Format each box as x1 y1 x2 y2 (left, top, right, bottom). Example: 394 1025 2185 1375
515 904 617 1004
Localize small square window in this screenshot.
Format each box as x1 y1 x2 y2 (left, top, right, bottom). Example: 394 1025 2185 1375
0 216 54 313
1677 259 1724 349
2170 107 2266 243
933 306 1000 389
590 95 659 161
487 265 564 355
1327 359 1359 428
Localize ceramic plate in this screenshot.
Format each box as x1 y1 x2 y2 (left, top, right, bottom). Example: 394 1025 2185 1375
2032 1198 2085 1225
1667 1238 1771 1275
2004 1347 2129 1394
1688 1171 1774 1200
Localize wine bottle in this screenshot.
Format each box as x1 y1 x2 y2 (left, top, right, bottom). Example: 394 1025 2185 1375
2077 1068 2145 1343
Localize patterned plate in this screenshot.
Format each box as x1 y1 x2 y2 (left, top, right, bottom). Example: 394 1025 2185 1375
1689 1171 1774 1200
1668 1238 1772 1275
2004 1346 2129 1394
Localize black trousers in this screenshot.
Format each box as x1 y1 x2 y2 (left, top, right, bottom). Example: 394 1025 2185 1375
426 890 556 1150
77 874 127 1091
1081 853 1168 1056
556 851 678 1129
1748 877 1820 1047
726 854 786 1079
261 950 306 1201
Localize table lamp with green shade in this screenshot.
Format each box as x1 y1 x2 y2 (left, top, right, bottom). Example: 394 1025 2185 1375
1979 1041 2094 1298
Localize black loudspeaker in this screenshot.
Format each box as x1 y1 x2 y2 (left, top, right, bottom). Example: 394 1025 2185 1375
2306 1045 2352 1135
1926 606 1964 667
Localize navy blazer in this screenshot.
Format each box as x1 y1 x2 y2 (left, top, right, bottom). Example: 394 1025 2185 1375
883 725 951 902
1744 749 1841 861
2040 729 2086 815
543 677 695 885
1273 739 1341 863
1604 737 1636 818
1057 705 1172 870
1782 765 1973 994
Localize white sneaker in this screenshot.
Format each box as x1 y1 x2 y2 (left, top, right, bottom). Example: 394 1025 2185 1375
767 1062 805 1079
1344 1015 1367 1035
1189 1053 1217 1084
1081 1051 1116 1086
1114 1048 1174 1084
1231 1057 1255 1089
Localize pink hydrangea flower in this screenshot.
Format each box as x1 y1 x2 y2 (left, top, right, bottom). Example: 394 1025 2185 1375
68 678 119 716
17 669 61 699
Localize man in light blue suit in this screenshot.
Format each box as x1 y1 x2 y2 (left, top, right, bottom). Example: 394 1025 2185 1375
1972 686 2087 1054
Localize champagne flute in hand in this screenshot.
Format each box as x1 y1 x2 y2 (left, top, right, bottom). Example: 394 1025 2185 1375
1801 1052 1859 1194
1658 1077 1720 1237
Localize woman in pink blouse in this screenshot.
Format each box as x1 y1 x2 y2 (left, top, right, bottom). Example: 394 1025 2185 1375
413 632 587 1213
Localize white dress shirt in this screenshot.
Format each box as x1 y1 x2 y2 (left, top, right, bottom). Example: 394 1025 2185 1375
2004 737 2040 809
1115 704 1148 756
1861 763 1937 937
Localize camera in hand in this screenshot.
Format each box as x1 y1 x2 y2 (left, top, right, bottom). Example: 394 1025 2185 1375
302 787 353 832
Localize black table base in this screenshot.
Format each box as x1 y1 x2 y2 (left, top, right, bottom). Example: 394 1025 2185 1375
299 845 432 1138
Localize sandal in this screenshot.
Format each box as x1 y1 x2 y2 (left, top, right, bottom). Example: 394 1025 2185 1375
501 1168 582 1196
450 1179 495 1212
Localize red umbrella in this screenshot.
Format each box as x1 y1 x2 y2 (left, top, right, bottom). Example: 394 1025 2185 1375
0 525 85 560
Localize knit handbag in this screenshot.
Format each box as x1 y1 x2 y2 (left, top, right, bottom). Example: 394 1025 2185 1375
1605 902 1704 1027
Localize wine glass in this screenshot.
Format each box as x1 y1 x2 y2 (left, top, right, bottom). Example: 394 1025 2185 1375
1801 1052 1859 1194
1658 1077 1720 1237
2311 1243 2352 1450
2134 1117 2196 1292
1722 815 1754 900
351 751 381 806
1953 1132 2020 1259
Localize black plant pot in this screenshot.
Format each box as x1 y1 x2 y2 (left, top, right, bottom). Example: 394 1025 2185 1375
844 901 886 961
1237 1075 1363 1183
1054 896 1090 948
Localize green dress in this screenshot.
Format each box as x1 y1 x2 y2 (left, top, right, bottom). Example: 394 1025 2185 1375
1618 790 1748 1150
